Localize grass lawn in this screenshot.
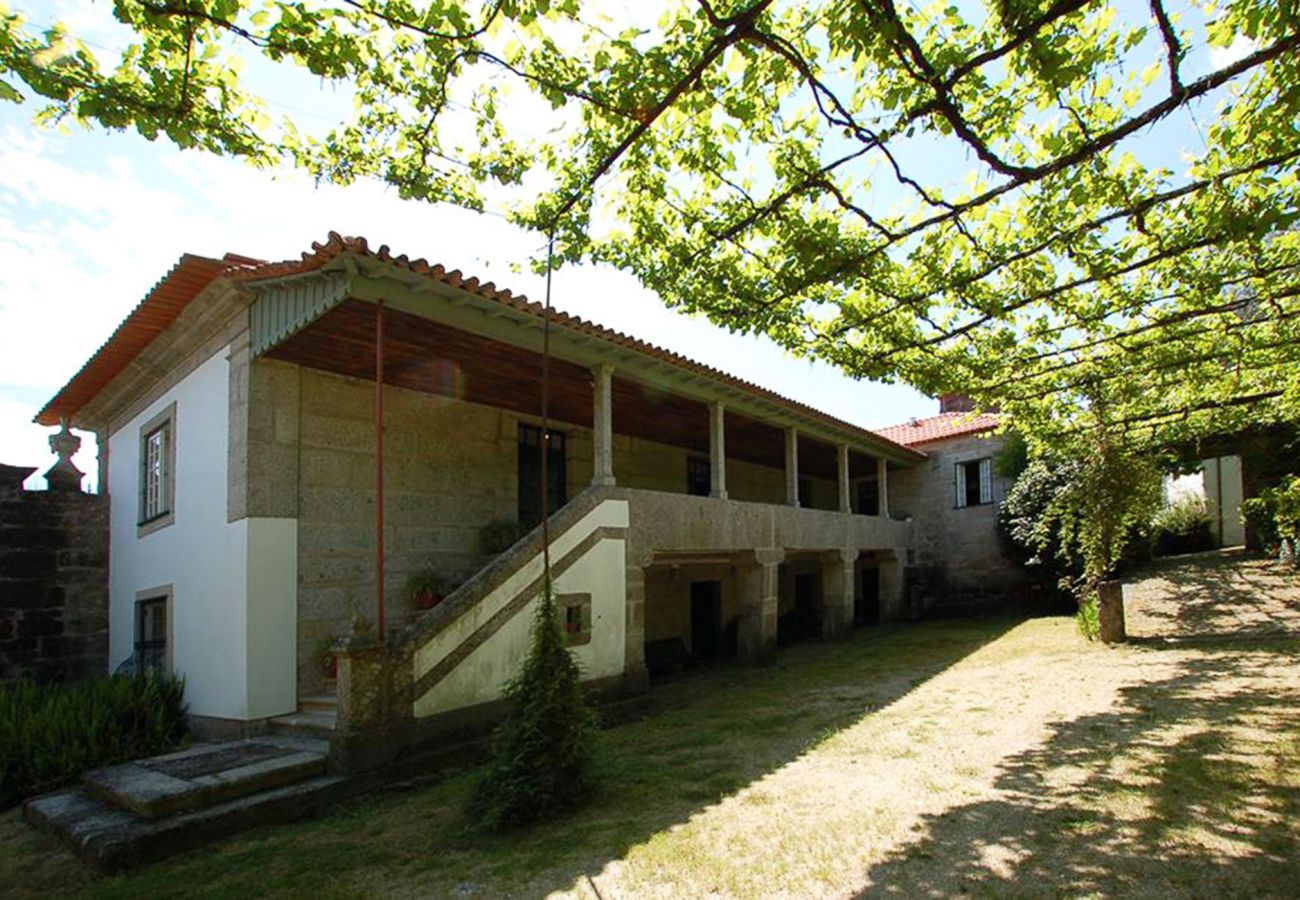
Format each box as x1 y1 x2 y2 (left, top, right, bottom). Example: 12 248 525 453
2 553 1297 898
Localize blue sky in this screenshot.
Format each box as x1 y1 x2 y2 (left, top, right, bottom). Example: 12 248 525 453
0 0 1252 489
0 100 933 491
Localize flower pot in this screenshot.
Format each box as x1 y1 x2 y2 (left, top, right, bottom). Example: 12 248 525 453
417 590 442 610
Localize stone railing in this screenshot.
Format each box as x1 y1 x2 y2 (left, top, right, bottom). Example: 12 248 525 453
333 485 629 771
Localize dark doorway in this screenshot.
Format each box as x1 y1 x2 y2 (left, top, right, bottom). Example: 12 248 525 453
857 478 880 516
856 566 881 626
518 423 566 530
689 580 725 661
779 572 821 644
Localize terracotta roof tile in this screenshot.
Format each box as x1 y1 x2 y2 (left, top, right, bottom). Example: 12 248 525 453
235 232 924 461
874 411 1002 447
35 253 260 426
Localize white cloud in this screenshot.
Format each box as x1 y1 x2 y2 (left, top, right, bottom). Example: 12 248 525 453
1209 34 1258 70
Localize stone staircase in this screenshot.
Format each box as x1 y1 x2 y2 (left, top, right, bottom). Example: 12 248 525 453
24 734 359 872
268 689 338 738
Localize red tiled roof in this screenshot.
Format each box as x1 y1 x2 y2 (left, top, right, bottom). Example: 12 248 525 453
35 253 261 426
37 232 924 461
874 411 1002 447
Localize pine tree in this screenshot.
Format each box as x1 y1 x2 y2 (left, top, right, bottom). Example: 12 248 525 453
467 589 599 830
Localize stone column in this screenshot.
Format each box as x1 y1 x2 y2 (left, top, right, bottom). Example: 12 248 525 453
95 431 109 495
820 549 857 639
1098 580 1126 643
736 549 783 663
878 551 906 623
332 636 394 774
591 363 616 487
877 456 889 518
837 444 851 513
784 427 800 507
623 558 650 692
709 400 728 499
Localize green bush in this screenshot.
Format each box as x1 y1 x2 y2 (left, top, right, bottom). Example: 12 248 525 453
1076 598 1100 641
0 672 187 809
466 590 598 831
1241 495 1280 552
1243 475 1300 563
1151 495 1214 556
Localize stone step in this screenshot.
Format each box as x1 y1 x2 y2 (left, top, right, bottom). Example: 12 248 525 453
268 708 337 738
82 736 330 820
299 693 339 713
25 771 361 872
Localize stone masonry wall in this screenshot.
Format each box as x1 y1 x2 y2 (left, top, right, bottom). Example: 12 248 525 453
889 433 1023 595
289 364 838 693
0 483 109 682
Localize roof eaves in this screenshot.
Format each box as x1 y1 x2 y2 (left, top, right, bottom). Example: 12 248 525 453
34 253 247 427
240 232 926 463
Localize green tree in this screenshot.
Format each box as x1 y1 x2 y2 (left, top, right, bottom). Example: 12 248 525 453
467 588 598 830
4 0 1298 576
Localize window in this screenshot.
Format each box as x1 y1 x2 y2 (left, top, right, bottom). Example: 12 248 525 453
137 403 176 535
557 593 592 646
135 591 170 673
955 458 993 508
687 456 711 496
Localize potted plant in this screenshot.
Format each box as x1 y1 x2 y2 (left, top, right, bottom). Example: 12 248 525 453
403 566 453 610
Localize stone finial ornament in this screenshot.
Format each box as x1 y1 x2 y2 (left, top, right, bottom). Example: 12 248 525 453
44 419 85 492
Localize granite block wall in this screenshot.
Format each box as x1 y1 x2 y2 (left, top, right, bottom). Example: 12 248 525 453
0 481 109 682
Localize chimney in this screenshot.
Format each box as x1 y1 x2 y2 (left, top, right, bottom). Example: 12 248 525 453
939 394 976 414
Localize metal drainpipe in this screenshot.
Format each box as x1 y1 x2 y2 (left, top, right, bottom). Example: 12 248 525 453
375 300 386 639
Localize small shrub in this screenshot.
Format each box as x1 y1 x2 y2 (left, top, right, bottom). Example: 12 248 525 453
1075 598 1100 641
466 589 598 831
0 672 187 809
1241 495 1280 553
1151 495 1214 556
1241 475 1300 562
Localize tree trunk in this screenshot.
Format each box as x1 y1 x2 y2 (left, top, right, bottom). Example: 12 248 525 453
1097 580 1126 643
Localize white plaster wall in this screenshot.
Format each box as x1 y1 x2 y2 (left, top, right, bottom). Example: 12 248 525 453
108 348 297 721
245 517 298 718
109 349 249 718
1204 455 1245 547
412 500 629 717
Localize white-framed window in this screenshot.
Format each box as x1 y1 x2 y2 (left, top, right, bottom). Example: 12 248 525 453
138 403 176 535
955 457 993 508
134 586 173 673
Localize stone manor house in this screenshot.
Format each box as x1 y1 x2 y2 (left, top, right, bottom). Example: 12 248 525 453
36 232 1019 767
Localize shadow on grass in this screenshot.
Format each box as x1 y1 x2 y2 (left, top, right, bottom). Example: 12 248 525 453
54 617 1022 899
857 640 1300 897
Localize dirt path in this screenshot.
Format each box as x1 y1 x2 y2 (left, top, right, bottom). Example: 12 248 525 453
571 554 1300 899
1 553 1296 899
1125 550 1300 642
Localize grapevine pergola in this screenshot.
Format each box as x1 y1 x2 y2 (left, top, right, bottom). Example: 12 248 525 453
3 0 1298 454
